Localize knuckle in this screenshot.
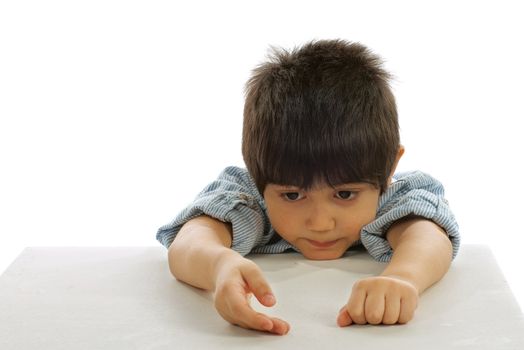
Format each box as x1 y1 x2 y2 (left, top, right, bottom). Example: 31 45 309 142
348 309 365 324
403 297 418 312
382 316 398 325
398 312 414 324
366 311 383 325
249 278 266 292
241 259 260 272
388 282 401 294
241 262 263 278
352 280 366 292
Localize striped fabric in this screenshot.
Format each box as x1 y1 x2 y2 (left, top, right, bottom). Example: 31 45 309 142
156 167 460 262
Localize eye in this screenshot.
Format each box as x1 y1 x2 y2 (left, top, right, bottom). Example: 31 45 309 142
335 190 356 200
282 192 304 201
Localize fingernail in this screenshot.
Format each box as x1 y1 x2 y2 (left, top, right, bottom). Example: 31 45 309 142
263 294 276 305
337 314 346 327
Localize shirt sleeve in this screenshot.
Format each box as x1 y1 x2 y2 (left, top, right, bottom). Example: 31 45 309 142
155 166 272 256
360 171 460 262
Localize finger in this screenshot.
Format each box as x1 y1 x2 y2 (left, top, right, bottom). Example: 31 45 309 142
225 294 275 332
398 296 417 324
268 316 291 335
215 283 271 332
337 307 353 327
347 285 367 324
223 284 288 335
234 310 290 335
382 293 401 325
242 264 276 307
364 292 385 325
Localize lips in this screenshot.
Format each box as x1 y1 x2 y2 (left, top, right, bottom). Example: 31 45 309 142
306 239 339 249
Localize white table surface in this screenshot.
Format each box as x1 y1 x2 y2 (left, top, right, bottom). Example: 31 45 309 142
0 245 523 349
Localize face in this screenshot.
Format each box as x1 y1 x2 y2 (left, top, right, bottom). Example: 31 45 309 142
263 181 381 260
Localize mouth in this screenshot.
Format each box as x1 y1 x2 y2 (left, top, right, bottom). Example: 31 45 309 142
305 239 339 249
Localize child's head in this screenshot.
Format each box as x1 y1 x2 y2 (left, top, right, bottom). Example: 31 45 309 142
242 39 401 195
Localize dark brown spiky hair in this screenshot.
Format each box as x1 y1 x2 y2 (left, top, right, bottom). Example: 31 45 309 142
242 39 399 195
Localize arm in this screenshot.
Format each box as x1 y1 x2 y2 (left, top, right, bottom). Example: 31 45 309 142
168 215 290 335
337 218 453 326
168 214 234 290
381 217 453 294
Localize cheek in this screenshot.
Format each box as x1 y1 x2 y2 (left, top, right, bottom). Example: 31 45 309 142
339 207 377 235
266 204 301 238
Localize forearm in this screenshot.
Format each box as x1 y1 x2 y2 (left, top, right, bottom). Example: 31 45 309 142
168 215 240 291
381 218 453 294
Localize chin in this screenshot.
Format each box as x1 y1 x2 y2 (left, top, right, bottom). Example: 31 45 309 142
304 250 344 261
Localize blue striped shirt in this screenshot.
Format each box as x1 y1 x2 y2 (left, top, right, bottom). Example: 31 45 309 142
156 166 460 262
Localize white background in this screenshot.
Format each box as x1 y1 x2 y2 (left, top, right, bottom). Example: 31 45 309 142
1 1 523 311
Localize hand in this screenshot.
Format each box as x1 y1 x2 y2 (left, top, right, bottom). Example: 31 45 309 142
337 276 418 326
213 254 290 335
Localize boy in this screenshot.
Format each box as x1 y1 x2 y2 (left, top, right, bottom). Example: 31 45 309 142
157 39 460 335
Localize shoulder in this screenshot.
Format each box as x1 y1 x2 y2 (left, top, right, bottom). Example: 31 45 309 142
362 170 460 261
197 166 253 192
377 170 448 214
391 171 445 194
214 166 261 197
200 166 265 210
156 166 271 254
219 166 254 184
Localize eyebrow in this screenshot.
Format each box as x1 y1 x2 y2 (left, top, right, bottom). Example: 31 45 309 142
332 183 370 189
271 183 370 191
272 185 300 190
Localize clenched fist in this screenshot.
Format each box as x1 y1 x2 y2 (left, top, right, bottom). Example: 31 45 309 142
337 276 419 326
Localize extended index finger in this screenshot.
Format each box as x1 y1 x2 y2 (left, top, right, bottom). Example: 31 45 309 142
241 263 276 307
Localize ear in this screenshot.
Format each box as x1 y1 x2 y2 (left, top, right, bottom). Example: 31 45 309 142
387 145 405 186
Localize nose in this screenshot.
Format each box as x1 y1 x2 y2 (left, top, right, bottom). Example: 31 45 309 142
305 203 336 232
